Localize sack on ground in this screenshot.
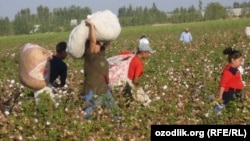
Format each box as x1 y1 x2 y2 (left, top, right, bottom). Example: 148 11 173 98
66 10 121 59
19 43 52 90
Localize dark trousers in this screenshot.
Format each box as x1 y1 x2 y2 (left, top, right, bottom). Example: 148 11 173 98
222 88 242 105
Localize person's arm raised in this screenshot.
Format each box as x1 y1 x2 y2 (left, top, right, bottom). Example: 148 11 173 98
85 19 100 53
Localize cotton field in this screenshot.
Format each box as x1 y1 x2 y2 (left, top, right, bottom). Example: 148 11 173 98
0 19 250 140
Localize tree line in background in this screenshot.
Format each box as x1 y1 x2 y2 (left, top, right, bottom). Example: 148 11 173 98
0 1 250 36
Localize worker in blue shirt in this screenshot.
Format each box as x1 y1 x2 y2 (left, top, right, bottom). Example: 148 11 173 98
180 28 192 43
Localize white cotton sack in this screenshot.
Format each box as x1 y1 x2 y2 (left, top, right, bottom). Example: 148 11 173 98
66 10 121 59
87 10 121 41
19 43 52 90
67 21 89 59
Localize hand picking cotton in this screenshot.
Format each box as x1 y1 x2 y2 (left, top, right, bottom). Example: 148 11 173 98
19 43 52 90
67 10 121 59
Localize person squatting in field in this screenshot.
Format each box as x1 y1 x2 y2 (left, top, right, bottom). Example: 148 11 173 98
122 43 154 106
49 41 68 88
218 47 244 106
82 19 120 120
32 42 68 104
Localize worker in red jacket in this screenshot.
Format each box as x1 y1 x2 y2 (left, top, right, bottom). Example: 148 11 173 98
218 47 244 105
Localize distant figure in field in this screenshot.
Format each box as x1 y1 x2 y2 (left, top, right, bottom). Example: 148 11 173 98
119 34 150 55
180 28 192 43
49 41 68 88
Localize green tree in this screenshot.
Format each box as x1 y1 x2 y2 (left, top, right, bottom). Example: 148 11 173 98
233 2 240 8
199 0 203 11
0 17 12 36
13 8 32 34
204 3 227 20
37 6 51 32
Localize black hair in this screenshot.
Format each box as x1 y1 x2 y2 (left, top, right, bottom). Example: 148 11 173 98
140 35 146 39
223 47 242 63
56 41 67 53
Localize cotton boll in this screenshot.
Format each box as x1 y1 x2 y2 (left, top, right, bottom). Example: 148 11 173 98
20 93 24 97
18 135 23 141
34 118 38 123
178 94 183 98
46 121 51 125
4 111 10 116
163 85 167 90
10 79 15 84
55 103 60 108
205 113 209 117
238 66 244 75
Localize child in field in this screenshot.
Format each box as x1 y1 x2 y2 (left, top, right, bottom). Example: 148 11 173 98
34 42 68 104
218 47 244 105
49 41 68 88
123 43 153 106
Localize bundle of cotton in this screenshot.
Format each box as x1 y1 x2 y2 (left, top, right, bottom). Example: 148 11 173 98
67 10 121 59
19 43 52 90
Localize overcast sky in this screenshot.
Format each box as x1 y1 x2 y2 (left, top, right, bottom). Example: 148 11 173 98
0 0 247 20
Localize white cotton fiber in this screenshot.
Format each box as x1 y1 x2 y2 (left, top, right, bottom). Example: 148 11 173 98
66 10 121 59
67 21 89 59
88 10 121 41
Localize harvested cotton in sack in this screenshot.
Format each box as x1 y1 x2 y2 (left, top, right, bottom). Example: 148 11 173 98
87 10 121 41
66 21 89 59
19 43 52 90
108 54 135 87
66 10 121 59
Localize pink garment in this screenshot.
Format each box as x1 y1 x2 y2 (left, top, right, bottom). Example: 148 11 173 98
108 54 135 87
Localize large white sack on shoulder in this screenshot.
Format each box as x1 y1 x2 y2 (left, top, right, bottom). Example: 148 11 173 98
66 10 121 59
66 21 89 59
19 43 52 90
88 10 121 41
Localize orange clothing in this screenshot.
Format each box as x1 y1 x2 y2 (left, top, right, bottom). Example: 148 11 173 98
119 50 133 55
128 56 143 80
